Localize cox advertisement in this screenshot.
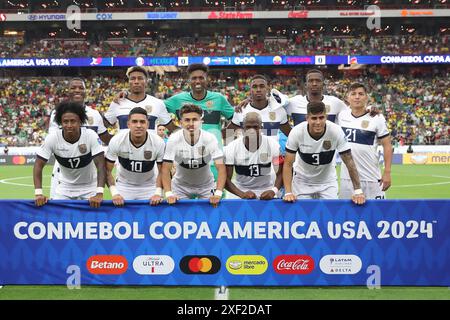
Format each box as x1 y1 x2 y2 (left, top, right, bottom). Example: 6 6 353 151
0 200 448 286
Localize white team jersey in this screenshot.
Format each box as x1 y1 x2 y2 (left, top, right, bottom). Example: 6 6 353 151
286 120 350 184
224 135 280 191
49 105 107 135
286 94 348 125
231 100 288 139
106 129 165 187
104 94 172 132
337 110 390 182
164 129 223 187
37 128 103 190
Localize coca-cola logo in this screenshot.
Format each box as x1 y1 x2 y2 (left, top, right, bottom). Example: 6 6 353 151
273 255 314 274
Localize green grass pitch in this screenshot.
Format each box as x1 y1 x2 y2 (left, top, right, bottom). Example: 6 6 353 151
0 164 449 300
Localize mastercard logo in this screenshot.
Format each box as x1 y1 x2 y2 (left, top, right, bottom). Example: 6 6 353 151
12 156 26 165
179 255 221 274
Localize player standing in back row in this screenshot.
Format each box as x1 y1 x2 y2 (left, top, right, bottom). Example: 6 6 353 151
337 83 392 199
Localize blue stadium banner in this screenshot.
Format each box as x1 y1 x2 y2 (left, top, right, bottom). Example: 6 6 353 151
0 199 448 286
1 55 449 68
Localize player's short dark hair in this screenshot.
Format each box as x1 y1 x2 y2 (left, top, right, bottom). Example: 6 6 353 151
187 63 209 75
348 82 367 93
307 101 326 115
54 101 87 126
179 104 203 118
128 107 148 119
250 74 269 83
127 66 148 79
68 77 86 87
305 69 323 80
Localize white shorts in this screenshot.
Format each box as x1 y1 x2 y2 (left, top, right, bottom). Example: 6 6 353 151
116 182 156 200
172 181 215 199
50 162 60 199
340 179 386 200
292 174 338 199
53 187 96 200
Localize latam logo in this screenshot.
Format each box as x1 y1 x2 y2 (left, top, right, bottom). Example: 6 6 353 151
86 255 128 275
133 255 175 275
319 255 362 275
273 255 314 274
179 255 221 274
226 255 267 275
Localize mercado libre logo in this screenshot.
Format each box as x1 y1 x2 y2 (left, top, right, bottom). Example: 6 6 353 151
179 255 221 274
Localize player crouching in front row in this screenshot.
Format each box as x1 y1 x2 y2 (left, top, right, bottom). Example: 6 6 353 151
33 101 106 208
161 104 226 207
105 107 166 207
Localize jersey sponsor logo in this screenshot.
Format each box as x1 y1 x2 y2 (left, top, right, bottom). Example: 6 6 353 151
145 105 153 113
226 255 268 275
179 255 221 274
78 144 87 154
86 255 128 275
323 140 332 150
325 104 331 113
361 120 369 129
133 255 175 275
206 100 214 108
273 255 314 274
269 112 276 121
259 153 269 162
144 151 152 160
88 116 94 125
319 254 362 275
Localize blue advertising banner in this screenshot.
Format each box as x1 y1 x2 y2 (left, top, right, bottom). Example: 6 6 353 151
1 55 449 68
0 200 448 286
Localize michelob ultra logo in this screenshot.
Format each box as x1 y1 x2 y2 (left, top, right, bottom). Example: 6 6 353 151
226 255 268 275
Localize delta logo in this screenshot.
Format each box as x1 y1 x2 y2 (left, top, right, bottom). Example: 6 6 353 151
273 255 314 274
86 255 128 275
179 255 221 274
226 255 267 275
133 255 175 275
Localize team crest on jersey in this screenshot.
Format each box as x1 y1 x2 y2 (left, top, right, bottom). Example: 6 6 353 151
325 105 331 113
87 116 94 125
361 120 369 129
145 105 153 113
269 112 276 121
323 140 331 150
144 151 152 160
198 146 206 155
206 101 213 108
259 153 269 162
78 144 87 154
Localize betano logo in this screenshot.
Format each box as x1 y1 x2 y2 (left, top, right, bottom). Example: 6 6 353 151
86 255 128 275
273 255 314 274
179 255 221 274
226 255 267 275
133 255 175 275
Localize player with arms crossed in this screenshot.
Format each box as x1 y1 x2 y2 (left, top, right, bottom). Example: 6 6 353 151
34 101 106 207
161 104 226 207
225 112 282 200
105 107 166 206
283 102 365 205
337 83 392 199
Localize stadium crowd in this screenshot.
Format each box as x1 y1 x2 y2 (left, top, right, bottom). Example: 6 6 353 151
1 70 448 147
0 34 448 58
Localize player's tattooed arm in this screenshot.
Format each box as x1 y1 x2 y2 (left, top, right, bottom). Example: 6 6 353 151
340 150 366 205
340 151 361 190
